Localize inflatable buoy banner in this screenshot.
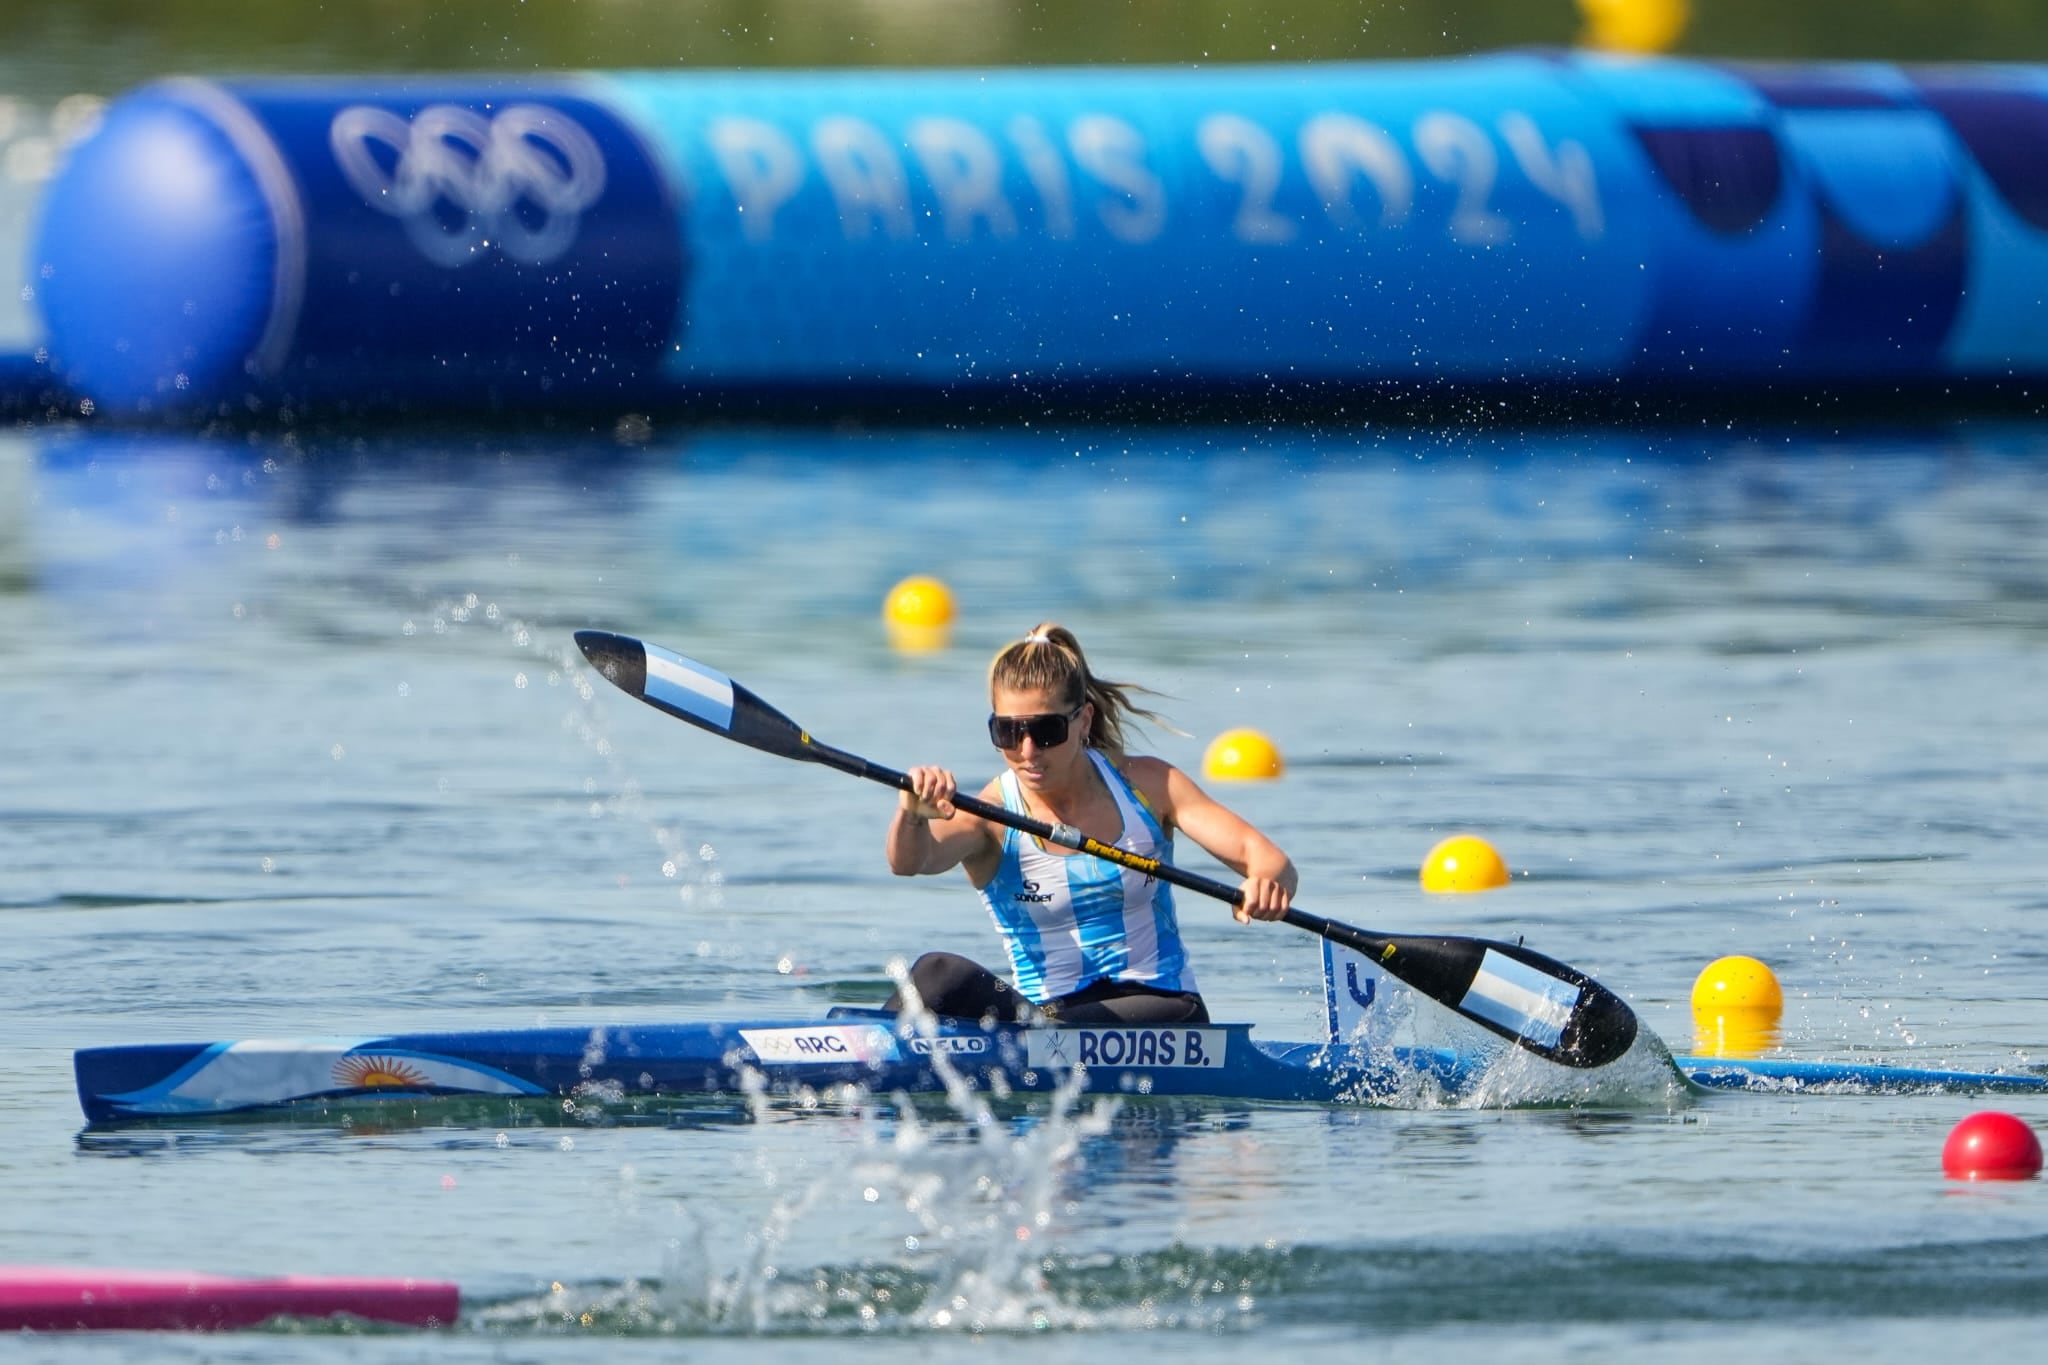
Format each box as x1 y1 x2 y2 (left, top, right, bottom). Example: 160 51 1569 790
35 79 684 410
603 61 1646 388
28 56 2048 414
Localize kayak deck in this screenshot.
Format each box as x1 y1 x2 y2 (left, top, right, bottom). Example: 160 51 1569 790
73 1011 1451 1124
72 1005 2047 1126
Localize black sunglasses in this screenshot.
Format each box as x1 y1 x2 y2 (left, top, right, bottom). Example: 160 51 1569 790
988 706 1083 750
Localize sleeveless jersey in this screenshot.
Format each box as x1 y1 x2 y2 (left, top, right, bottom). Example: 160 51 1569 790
975 750 1198 1003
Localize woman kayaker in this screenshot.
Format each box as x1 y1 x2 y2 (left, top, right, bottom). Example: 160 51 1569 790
884 623 1296 1025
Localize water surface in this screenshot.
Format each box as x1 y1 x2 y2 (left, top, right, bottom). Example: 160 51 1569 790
3 421 2047 1358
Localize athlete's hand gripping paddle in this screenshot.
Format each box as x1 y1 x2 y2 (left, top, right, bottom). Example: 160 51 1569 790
574 629 1640 1069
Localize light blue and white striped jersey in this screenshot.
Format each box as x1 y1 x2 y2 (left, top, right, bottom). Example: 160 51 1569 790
976 750 1197 1003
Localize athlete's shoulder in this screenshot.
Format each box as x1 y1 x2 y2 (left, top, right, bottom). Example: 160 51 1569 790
1112 753 1182 815
1117 753 1176 785
965 775 1008 821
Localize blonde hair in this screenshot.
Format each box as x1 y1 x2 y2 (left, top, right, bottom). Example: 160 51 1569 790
988 622 1169 760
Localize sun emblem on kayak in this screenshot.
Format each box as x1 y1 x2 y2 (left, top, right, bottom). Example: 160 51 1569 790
333 1054 431 1089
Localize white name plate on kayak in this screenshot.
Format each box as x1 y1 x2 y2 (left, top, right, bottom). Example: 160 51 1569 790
739 1025 900 1065
1026 1027 1228 1070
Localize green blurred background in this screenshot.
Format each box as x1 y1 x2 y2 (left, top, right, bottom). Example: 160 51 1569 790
5 0 2048 100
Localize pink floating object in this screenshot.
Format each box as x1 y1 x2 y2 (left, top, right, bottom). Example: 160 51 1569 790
1941 1111 2045 1181
0 1264 459 1332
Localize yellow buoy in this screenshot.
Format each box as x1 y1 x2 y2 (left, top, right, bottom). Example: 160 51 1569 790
1690 955 1784 1058
1419 835 1510 893
1202 728 1285 781
883 575 956 654
1577 0 1690 54
1691 955 1784 1014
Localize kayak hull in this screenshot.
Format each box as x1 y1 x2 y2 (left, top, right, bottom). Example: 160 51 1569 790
74 1013 1458 1124
72 1007 2047 1125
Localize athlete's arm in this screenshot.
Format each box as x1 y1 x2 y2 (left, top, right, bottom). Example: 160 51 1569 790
886 767 1002 882
1132 757 1297 924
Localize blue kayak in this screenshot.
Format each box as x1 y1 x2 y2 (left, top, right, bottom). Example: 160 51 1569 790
73 1009 2048 1126
72 945 2046 1124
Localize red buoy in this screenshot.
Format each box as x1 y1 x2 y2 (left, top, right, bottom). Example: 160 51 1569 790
1941 1111 2045 1181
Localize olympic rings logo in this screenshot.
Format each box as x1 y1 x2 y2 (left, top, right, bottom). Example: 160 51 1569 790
329 103 609 268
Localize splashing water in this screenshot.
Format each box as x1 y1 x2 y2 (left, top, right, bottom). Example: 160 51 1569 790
713 963 1121 1332
1322 978 1692 1110
399 591 723 910
1454 1025 1692 1110
476 963 1127 1336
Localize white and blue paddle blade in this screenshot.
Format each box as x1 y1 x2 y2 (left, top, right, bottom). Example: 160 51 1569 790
1436 937 1637 1068
576 630 814 763
1309 917 1637 1068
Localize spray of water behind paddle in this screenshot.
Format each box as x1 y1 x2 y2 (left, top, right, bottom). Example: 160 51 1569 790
1323 973 1691 1110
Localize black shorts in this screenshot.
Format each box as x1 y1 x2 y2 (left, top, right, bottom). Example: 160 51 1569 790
885 951 1210 1026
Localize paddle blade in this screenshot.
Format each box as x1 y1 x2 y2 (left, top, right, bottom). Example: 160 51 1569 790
575 630 811 762
1316 921 1638 1068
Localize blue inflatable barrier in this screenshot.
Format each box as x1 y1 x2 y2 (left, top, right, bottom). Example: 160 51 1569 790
26 54 2048 415
0 351 55 413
